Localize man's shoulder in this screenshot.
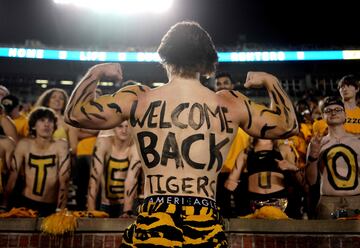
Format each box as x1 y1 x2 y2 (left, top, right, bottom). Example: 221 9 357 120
52 139 69 152
118 84 150 96
96 136 112 149
321 134 360 149
18 138 32 146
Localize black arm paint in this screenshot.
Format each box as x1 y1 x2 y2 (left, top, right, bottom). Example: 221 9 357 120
81 106 92 120
89 100 104 112
130 161 141 171
270 90 279 105
274 86 290 111
260 106 282 116
280 120 298 138
121 90 137 96
88 113 107 121
260 124 277 138
60 153 70 169
107 103 122 113
244 100 252 129
230 90 238 98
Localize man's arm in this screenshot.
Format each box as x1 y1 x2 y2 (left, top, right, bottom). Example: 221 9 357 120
64 63 149 130
122 144 142 216
224 150 246 191
2 137 15 171
223 72 298 139
278 142 305 186
305 135 322 186
57 141 71 209
87 137 108 210
2 140 25 208
0 113 18 143
67 126 79 156
277 143 300 172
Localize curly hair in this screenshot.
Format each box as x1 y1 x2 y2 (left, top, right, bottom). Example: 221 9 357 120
35 88 69 115
28 107 57 137
157 21 218 78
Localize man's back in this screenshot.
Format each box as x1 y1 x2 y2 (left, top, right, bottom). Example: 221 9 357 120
130 79 237 200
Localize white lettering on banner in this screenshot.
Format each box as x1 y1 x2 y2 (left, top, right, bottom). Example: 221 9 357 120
137 52 160 62
8 48 44 59
80 51 107 61
148 196 217 208
230 51 286 62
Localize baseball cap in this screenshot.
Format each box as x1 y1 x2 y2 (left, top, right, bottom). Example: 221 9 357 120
320 96 344 113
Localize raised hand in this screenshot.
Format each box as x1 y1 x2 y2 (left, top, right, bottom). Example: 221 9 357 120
244 71 277 89
92 63 123 81
308 134 322 159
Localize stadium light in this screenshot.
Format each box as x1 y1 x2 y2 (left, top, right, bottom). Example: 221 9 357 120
35 79 48 84
60 80 74 85
53 0 174 14
99 82 114 86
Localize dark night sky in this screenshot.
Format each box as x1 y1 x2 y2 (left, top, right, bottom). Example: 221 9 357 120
0 0 359 50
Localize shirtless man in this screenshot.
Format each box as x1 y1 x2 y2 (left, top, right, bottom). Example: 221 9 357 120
87 120 142 217
65 21 298 247
2 107 71 216
307 97 360 219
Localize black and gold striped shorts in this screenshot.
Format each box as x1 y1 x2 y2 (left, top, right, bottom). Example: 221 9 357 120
121 195 228 247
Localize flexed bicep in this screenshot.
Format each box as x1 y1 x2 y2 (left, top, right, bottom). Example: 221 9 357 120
65 63 150 129
65 64 149 129
229 72 298 139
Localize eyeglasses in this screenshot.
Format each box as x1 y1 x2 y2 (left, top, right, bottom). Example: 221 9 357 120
323 107 344 114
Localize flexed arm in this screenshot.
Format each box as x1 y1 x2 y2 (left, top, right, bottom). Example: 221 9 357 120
225 72 298 139
64 63 149 130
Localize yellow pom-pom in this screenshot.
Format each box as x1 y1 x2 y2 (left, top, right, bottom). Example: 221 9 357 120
240 206 289 219
255 206 289 219
41 209 78 235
